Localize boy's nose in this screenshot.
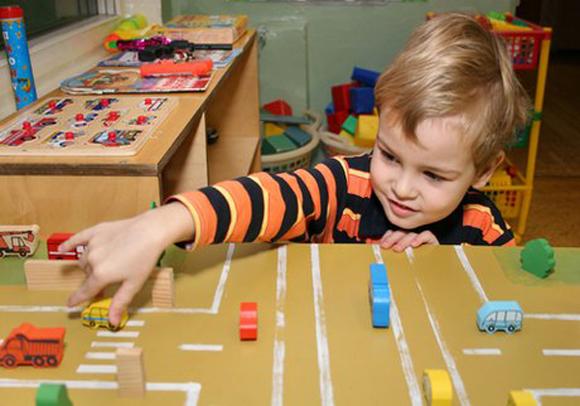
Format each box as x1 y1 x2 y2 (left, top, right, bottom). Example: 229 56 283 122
393 173 417 200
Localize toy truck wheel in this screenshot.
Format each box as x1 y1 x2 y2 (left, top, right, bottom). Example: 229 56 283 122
33 356 45 367
18 250 27 258
486 324 496 334
507 325 516 334
2 355 16 368
0 250 5 258
46 356 58 366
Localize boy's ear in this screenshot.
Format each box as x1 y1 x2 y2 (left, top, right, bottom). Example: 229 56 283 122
472 151 505 190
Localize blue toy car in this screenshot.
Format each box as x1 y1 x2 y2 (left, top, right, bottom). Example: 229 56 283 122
369 263 390 328
477 301 523 334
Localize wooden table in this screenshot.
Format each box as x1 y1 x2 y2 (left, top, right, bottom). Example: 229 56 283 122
0 31 260 237
0 243 579 405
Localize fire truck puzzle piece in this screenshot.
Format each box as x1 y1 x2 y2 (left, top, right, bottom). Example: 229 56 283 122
129 115 155 125
0 117 57 146
140 97 168 112
0 323 65 368
369 263 390 328
0 225 40 258
34 98 73 116
239 302 258 341
423 369 453 406
92 129 142 147
85 97 119 111
70 112 98 128
102 110 123 127
47 233 84 260
46 130 84 148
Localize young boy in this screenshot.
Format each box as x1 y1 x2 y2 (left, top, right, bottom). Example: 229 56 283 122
60 13 529 325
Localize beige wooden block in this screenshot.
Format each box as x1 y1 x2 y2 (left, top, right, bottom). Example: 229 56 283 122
151 267 175 308
116 347 146 398
24 260 85 290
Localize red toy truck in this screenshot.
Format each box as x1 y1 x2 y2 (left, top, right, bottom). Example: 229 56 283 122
0 225 40 258
47 232 84 260
0 323 65 368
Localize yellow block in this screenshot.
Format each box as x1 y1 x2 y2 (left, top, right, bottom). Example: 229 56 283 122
507 390 537 406
339 130 354 145
264 123 286 137
423 369 452 406
354 114 379 148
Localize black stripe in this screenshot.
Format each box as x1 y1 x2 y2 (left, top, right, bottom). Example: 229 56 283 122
490 229 515 246
236 177 264 242
290 172 314 218
200 187 230 243
271 175 298 241
308 168 329 237
344 153 371 172
324 158 348 234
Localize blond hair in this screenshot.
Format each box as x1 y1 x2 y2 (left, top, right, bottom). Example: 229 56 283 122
375 13 530 175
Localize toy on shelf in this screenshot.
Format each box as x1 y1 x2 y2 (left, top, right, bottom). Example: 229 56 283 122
0 224 40 258
140 59 213 78
81 297 129 331
239 302 258 340
477 301 523 334
47 232 84 260
423 369 452 406
369 263 390 328
520 238 555 279
103 14 149 53
36 383 73 406
0 323 65 368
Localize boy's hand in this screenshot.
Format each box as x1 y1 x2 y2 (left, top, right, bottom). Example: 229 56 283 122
59 203 193 327
380 229 439 252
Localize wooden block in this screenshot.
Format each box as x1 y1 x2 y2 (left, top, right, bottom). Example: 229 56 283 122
264 122 285 137
354 114 379 148
24 260 85 290
116 347 146 398
151 267 175 308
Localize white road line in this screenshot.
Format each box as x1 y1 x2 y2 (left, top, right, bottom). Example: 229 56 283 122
527 313 580 321
454 245 488 303
543 349 580 357
96 331 139 338
271 245 288 406
310 244 335 406
526 388 580 404
0 378 201 406
85 352 117 360
462 348 502 356
374 245 423 406
76 364 117 374
126 320 145 327
405 247 415 263
91 341 134 349
407 249 470 406
0 305 81 312
179 344 223 352
210 243 235 313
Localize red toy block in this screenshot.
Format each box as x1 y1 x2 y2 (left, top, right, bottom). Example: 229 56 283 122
47 232 83 260
262 99 293 116
239 302 258 341
327 110 350 134
0 323 65 368
331 82 357 112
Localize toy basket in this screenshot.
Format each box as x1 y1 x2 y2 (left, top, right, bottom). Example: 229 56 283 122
261 111 320 173
318 129 372 157
482 168 522 218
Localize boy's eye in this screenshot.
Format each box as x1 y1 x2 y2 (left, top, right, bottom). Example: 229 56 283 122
381 150 396 162
425 171 445 182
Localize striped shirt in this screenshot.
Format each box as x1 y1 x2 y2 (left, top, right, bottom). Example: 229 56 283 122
167 153 515 249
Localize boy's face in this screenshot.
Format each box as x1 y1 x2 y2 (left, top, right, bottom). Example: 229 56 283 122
370 113 488 230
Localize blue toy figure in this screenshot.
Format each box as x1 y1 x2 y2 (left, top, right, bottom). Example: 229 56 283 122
0 6 37 110
369 263 391 328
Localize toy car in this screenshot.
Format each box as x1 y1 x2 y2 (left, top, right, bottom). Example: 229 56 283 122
477 300 523 334
81 298 128 331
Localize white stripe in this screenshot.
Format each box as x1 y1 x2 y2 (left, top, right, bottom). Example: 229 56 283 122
462 348 502 356
0 379 201 406
96 331 139 338
85 352 116 360
405 247 415 263
126 320 145 327
271 245 288 406
543 349 580 357
0 305 82 312
310 244 335 406
210 243 235 313
454 245 488 303
527 388 580 401
91 341 134 348
76 364 117 374
179 344 223 352
408 250 470 406
527 313 580 321
376 245 423 406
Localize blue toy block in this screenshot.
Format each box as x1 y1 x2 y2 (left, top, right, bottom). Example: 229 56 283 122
351 66 380 87
349 87 375 115
476 300 523 334
325 102 335 115
369 263 390 328
284 125 312 147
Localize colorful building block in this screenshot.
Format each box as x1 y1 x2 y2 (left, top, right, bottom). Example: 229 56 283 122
36 383 73 406
507 390 538 406
331 82 356 112
284 126 312 147
262 99 293 116
349 87 375 115
339 130 354 145
341 115 358 136
261 134 296 155
264 122 286 137
355 114 379 148
351 66 380 87
326 110 349 134
325 102 334 115
240 302 258 340
369 263 390 328
520 238 555 278
423 369 452 406
477 301 523 334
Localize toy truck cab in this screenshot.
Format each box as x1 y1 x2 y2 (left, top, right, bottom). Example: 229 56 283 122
81 298 128 331
477 301 523 334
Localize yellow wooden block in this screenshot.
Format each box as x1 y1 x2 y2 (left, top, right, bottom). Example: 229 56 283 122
264 123 286 137
507 390 537 406
423 369 452 406
354 114 379 148
339 130 354 145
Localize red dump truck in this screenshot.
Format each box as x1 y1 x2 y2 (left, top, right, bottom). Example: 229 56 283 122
0 225 40 258
0 323 65 368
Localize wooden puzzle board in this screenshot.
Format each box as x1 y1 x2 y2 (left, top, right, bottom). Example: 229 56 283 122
0 95 177 157
1 244 579 405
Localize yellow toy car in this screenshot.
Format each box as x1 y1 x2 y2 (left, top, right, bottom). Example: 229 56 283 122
81 298 128 331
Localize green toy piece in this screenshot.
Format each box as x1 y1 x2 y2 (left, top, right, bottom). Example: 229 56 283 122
520 238 556 279
341 115 358 136
36 383 73 406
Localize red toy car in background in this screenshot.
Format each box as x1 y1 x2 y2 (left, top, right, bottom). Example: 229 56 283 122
47 232 84 260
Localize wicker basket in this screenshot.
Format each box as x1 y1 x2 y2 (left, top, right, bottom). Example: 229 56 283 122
319 129 372 157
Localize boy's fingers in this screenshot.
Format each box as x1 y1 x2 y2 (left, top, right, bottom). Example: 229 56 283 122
108 281 144 326
59 227 97 252
413 231 439 246
67 272 104 307
381 230 405 248
393 233 417 252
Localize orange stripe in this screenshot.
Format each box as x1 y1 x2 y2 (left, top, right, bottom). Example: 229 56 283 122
219 180 252 242
463 206 502 244
175 191 218 247
252 172 284 241
316 164 338 243
336 212 361 239
347 171 372 199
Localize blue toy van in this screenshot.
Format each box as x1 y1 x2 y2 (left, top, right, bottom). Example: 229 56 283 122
477 301 523 334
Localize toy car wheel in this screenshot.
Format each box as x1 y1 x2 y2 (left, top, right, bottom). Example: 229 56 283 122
108 322 120 332
18 250 28 258
2 355 16 368
33 356 45 367
507 325 516 334
47 356 58 366
486 324 496 334
89 320 96 328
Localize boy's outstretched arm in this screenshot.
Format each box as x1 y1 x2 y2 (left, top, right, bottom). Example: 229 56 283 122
59 202 193 326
